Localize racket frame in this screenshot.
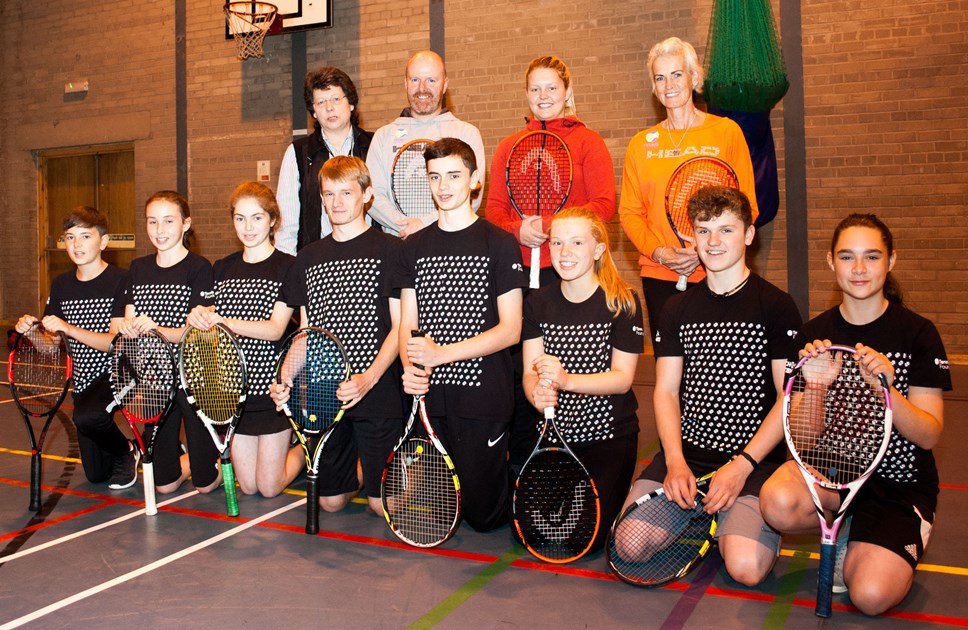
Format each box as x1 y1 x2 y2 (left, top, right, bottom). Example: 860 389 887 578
381 330 462 548
274 326 351 534
109 330 179 517
178 323 248 517
505 129 574 289
512 406 601 563
782 345 894 617
7 325 73 511
605 472 717 587
391 138 436 220
663 156 739 291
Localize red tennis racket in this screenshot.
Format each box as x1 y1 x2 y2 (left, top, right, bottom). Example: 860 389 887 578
664 157 739 290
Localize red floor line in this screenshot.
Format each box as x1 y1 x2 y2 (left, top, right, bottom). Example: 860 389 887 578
0 502 115 542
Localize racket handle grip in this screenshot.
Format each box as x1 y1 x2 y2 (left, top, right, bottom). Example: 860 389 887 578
529 247 541 289
222 462 239 517
143 462 157 516
410 330 425 371
305 474 319 535
676 274 688 291
815 541 836 618
29 452 42 512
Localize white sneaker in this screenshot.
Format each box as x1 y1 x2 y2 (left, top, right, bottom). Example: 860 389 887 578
832 516 851 594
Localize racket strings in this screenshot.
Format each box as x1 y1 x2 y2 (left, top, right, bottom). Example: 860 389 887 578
608 497 715 585
284 331 346 433
507 134 572 216
384 438 460 546
11 336 69 410
515 453 597 560
789 356 888 484
112 336 176 421
391 142 436 218
182 329 243 424
666 162 739 236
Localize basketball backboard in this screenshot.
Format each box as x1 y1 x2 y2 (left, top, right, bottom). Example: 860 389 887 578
224 0 332 38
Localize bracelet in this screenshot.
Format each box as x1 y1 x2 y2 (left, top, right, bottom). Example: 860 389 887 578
733 450 758 468
656 247 666 266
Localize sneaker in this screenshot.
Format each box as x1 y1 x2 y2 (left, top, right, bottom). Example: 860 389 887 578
108 442 141 490
832 516 851 594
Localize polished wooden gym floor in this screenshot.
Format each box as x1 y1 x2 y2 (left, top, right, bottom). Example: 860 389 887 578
1 358 965 628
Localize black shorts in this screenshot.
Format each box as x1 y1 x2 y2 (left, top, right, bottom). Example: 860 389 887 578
571 430 638 551
847 476 936 570
236 395 290 436
316 416 404 498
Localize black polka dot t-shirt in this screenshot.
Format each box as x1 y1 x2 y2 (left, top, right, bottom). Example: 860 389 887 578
126 251 214 328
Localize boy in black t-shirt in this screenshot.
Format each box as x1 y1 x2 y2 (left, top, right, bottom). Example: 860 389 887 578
275 156 403 516
398 138 526 531
613 187 801 586
15 207 138 489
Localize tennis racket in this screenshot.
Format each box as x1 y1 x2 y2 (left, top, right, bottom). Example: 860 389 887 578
606 472 717 587
381 330 461 548
506 130 574 289
664 156 739 291
109 330 178 516
275 327 350 535
512 406 600 563
391 138 436 220
179 324 247 517
7 324 73 511
784 345 893 618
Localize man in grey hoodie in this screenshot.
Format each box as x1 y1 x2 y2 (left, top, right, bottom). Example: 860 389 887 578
366 50 486 238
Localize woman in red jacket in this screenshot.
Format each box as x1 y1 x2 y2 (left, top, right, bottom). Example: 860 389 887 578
486 55 616 288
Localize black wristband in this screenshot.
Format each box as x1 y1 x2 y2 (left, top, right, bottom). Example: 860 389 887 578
733 450 758 468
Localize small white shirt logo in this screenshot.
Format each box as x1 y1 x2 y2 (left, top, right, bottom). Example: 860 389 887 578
487 433 505 447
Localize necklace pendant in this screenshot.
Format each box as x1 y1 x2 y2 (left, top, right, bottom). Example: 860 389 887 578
669 148 681 157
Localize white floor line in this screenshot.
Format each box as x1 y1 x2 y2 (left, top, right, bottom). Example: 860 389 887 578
0 489 201 564
0 497 306 629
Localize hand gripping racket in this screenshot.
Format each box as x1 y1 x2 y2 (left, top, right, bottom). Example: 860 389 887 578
512 406 600 563
7 324 73 511
109 330 178 516
606 472 717 587
784 345 893 618
506 130 574 289
664 156 739 291
275 327 350 535
179 324 247 517
391 138 436 220
381 330 461 548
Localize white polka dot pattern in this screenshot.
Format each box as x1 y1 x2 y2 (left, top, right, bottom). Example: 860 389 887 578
540 321 615 443
679 320 770 453
133 284 193 328
880 351 918 483
59 297 114 394
415 255 488 387
305 258 381 373
216 277 282 396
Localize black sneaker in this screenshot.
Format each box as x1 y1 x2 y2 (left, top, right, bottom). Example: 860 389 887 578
108 442 141 490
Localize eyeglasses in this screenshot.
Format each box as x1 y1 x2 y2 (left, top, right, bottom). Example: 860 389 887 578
313 95 347 107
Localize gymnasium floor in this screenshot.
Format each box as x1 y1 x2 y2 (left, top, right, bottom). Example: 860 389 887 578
0 359 965 629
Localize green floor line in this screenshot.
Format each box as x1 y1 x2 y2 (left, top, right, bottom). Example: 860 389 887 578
763 544 814 629
407 545 527 630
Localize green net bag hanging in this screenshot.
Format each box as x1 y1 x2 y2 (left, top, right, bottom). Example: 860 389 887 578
704 0 789 112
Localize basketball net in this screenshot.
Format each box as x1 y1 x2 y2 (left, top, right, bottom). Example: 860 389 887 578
225 2 278 60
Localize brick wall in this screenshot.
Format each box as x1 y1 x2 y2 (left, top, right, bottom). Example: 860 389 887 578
1 0 965 356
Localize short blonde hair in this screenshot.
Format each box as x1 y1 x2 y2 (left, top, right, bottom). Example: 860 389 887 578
647 37 704 94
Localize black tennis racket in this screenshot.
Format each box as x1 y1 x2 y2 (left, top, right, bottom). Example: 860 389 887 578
7 324 73 511
664 156 739 291
275 327 350 535
381 330 461 548
784 345 893 618
606 472 717 587
391 138 436 220
179 324 247 517
109 330 178 516
506 130 573 288
512 406 600 563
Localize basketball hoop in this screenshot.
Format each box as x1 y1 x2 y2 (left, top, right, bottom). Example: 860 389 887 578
224 2 278 60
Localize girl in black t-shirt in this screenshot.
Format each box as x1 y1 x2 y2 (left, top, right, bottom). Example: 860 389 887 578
120 191 220 494
187 183 304 498
760 214 951 616
522 207 645 550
